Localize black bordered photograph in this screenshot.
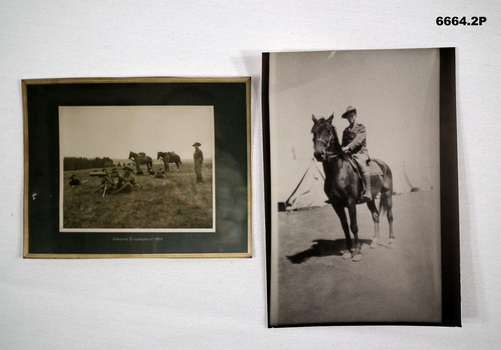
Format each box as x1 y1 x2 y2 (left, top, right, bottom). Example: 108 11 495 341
262 49 460 327
23 77 251 258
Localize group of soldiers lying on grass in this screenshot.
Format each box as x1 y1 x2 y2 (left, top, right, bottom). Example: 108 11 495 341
69 167 138 196
93 166 138 196
69 166 171 196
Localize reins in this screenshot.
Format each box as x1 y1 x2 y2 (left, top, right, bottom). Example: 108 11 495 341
325 150 343 160
315 123 343 161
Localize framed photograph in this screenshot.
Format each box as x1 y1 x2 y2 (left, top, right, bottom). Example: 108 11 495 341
23 77 251 258
262 48 460 327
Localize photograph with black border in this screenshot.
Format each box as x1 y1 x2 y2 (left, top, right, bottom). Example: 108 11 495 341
263 48 460 327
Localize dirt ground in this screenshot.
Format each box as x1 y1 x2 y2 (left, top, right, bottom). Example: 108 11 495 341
270 190 442 326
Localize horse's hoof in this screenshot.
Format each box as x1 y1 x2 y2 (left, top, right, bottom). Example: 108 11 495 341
388 239 396 249
352 254 363 262
370 239 380 249
342 251 352 260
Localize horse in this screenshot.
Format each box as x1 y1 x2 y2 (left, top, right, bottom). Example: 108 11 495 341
311 114 394 261
128 151 153 174
157 151 182 172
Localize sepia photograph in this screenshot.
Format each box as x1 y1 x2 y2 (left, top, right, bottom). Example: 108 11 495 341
23 77 251 258
263 48 460 326
59 105 215 232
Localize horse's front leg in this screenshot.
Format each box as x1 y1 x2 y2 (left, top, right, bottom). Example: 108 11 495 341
135 162 142 174
333 205 352 260
346 203 362 261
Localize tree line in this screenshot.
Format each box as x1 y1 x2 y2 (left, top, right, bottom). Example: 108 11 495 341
64 157 115 171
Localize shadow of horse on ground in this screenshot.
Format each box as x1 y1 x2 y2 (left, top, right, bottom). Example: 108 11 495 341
287 239 372 264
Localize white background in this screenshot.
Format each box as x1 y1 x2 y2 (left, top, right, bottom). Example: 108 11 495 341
1 1 500 349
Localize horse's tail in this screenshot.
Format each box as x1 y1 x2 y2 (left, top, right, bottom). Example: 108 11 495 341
375 159 393 217
379 192 390 217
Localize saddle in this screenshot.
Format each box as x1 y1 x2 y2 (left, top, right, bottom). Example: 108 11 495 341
346 156 383 177
348 157 383 203
325 156 384 205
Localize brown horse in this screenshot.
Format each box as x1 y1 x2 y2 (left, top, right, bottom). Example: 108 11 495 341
157 151 182 172
128 151 153 174
311 114 394 261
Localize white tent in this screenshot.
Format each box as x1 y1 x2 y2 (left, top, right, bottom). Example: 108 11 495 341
393 161 434 194
393 162 414 194
283 158 328 211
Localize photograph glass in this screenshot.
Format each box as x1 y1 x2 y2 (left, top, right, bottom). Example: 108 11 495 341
23 77 251 258
263 49 460 327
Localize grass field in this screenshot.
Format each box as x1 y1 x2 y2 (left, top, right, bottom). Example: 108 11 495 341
62 161 213 230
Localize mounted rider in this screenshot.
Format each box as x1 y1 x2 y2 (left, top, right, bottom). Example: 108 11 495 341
340 106 371 202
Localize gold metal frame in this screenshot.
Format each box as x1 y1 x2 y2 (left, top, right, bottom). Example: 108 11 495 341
23 77 252 258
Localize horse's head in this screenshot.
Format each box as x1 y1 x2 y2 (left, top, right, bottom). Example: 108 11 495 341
128 151 135 160
157 152 163 160
311 114 340 161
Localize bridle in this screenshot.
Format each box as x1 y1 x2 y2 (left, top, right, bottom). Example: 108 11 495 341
158 152 172 162
314 123 343 160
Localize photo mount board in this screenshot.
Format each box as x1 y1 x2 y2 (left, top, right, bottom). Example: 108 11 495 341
23 77 252 258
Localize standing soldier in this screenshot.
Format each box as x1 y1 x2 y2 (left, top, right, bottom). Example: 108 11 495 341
340 106 372 202
192 142 204 183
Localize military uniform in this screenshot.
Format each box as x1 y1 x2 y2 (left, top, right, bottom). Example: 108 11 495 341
112 168 137 194
341 106 371 200
121 173 136 186
69 175 81 186
193 143 204 183
341 123 370 164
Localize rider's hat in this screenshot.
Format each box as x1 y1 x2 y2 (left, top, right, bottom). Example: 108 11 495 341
341 106 357 119
192 142 201 147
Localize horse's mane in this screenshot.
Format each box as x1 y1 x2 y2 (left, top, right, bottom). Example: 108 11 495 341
130 151 150 160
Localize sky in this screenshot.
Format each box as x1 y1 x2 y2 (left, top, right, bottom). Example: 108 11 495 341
268 48 441 200
59 105 214 162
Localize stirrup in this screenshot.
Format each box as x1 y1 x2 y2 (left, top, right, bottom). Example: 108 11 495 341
360 193 371 203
